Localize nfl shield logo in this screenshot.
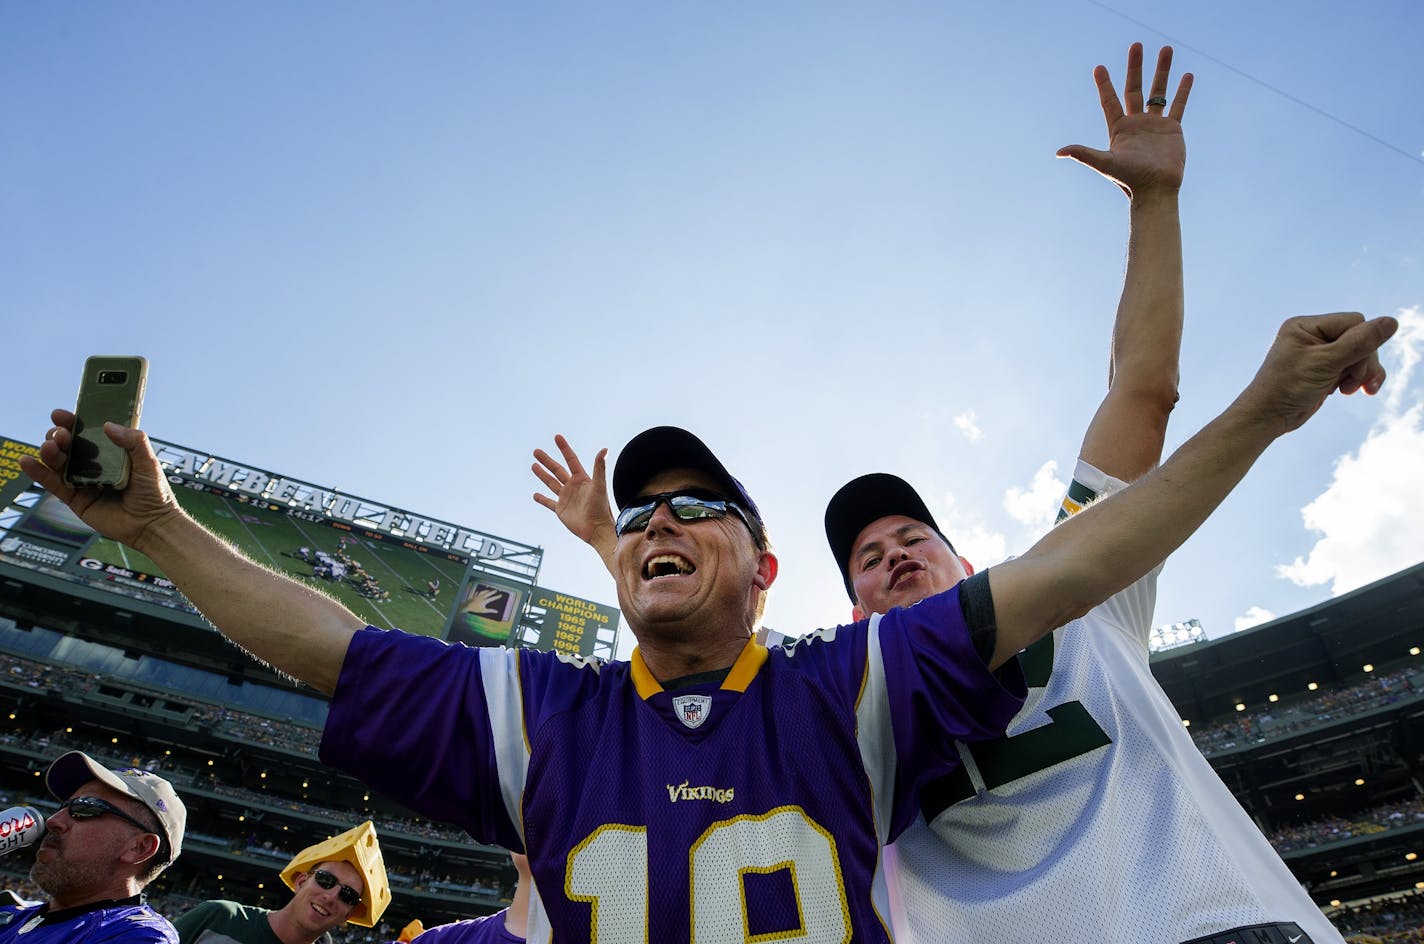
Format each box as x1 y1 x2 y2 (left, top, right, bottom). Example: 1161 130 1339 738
672 694 713 730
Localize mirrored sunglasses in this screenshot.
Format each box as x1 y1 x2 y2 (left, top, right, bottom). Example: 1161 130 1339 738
614 491 755 538
311 868 363 907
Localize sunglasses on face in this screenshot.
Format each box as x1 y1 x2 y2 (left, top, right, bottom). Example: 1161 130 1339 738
311 868 363 907
615 491 758 542
56 791 158 837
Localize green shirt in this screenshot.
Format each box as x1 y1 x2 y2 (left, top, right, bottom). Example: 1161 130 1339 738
172 900 333 944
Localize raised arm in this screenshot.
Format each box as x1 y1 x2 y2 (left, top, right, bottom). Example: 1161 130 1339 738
1058 43 1193 481
532 434 618 576
20 413 362 693
983 312 1396 669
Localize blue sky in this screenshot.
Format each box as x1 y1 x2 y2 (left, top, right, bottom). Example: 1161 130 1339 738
3 2 1421 658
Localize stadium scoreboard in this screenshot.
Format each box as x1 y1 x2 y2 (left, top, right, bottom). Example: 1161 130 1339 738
0 433 618 658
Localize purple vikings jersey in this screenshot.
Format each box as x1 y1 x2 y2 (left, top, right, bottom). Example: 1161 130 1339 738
0 900 177 943
405 913 522 944
322 582 1024 943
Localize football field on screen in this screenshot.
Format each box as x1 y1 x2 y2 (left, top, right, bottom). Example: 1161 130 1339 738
82 486 466 636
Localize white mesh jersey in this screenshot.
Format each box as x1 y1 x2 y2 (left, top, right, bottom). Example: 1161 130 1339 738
883 459 1343 944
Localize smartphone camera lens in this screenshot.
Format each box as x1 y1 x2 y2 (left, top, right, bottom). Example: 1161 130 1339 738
97 370 128 384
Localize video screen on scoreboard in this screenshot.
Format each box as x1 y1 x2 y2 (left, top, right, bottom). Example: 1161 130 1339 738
0 451 471 639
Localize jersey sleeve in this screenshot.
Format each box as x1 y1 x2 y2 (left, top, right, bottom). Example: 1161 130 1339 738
863 585 1028 840
1060 458 1162 651
320 628 525 850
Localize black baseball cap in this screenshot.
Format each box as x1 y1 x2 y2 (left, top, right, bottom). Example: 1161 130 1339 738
612 426 766 546
824 472 953 601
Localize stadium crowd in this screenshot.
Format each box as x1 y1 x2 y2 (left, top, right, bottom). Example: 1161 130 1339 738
1190 667 1424 755
1332 891 1424 943
1270 797 1424 853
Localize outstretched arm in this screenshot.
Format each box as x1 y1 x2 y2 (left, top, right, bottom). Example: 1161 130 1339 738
532 434 618 575
20 413 362 693
1058 43 1193 481
983 312 1396 670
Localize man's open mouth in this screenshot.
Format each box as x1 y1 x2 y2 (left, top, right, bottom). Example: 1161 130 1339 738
644 554 695 579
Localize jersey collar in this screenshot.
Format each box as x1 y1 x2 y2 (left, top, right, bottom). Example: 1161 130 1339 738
630 639 769 700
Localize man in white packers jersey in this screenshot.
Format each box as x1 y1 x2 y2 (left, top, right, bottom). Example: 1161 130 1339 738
818 50 1350 944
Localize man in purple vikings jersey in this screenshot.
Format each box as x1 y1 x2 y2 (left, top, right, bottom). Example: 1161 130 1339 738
23 232 1394 944
321 420 1027 941
0 752 185 943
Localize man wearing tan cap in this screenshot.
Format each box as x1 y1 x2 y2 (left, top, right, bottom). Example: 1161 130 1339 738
174 821 390 944
0 750 185 943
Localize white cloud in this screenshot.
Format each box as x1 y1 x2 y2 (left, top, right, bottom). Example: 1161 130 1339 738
1234 605 1276 632
1002 460 1066 536
953 411 984 442
1384 305 1423 415
1278 306 1424 596
929 490 1008 569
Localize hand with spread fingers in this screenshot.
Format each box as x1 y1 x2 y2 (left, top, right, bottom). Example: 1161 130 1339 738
1057 42 1193 198
532 434 618 573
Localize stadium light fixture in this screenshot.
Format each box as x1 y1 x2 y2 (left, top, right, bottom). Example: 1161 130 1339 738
1416 881 1424 889
207 758 214 766
1331 871 1338 878
1234 703 1245 712
1330 900 1341 907
1268 694 1279 702
1411 647 1421 656
1408 853 1418 861
110 737 118 744
1294 793 1305 801
1147 618 1205 653
1181 719 1191 728
1355 778 1366 786
1363 663 1374 672
6 713 13 721
1308 682 1319 691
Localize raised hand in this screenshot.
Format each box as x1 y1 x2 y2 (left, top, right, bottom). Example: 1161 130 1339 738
532 434 618 573
19 409 182 550
1057 43 1193 198
465 588 502 617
